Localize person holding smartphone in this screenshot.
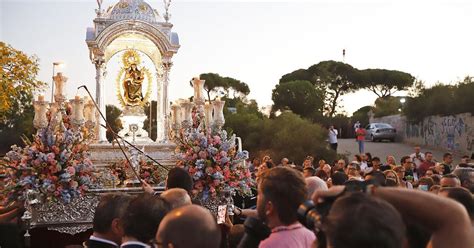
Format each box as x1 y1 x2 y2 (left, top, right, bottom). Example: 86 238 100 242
410 146 425 170
328 125 338 152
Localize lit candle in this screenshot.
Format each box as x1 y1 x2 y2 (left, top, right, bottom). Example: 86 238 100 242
38 95 44 101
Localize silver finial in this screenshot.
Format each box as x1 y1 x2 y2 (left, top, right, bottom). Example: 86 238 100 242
95 0 104 16
163 0 172 23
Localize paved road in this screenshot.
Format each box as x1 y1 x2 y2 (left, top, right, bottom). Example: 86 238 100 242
337 139 461 164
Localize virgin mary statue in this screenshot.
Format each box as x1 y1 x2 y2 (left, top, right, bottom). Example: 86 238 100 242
123 63 144 105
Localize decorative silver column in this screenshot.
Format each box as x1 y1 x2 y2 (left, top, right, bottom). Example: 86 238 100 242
160 58 173 142
94 57 107 143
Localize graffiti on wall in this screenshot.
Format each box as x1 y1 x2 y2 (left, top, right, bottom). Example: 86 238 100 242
440 116 465 150
405 114 473 153
373 113 474 153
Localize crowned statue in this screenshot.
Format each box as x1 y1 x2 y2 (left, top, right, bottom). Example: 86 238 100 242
120 50 148 107
123 63 144 105
116 49 152 143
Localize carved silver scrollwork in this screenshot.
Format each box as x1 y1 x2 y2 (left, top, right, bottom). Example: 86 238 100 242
32 194 99 235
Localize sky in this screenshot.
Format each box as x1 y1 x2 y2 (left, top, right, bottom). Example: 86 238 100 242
1 0 473 116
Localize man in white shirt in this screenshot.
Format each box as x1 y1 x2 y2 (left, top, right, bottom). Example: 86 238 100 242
359 154 371 175
410 146 425 170
354 121 361 131
328 125 338 152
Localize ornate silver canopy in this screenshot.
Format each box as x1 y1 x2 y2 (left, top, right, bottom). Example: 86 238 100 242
86 0 180 143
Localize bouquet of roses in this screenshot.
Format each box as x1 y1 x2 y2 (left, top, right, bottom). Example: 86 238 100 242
175 107 254 200
0 126 96 204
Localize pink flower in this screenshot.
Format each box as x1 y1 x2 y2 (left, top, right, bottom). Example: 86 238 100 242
46 152 55 161
49 165 57 174
198 151 208 159
205 167 214 175
80 185 89 192
209 186 216 193
70 181 78 189
213 136 221 145
51 146 60 155
32 159 41 167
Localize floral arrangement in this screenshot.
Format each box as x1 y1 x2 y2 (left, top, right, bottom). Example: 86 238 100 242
109 158 165 185
175 107 254 200
0 108 96 204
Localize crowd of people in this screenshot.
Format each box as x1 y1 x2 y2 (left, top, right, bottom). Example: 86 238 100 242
1 145 474 248
85 145 473 248
245 146 474 248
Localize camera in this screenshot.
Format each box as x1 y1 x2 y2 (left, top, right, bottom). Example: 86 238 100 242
297 196 337 231
298 180 368 231
237 217 271 248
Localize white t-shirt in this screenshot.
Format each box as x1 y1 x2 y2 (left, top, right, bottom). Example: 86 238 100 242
360 161 370 173
354 122 361 130
328 129 338 144
410 152 425 169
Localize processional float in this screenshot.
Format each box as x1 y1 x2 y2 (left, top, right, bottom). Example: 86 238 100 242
6 1 252 244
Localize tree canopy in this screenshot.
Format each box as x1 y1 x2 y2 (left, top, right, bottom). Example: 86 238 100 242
278 61 415 117
272 80 324 119
372 96 403 118
279 60 361 117
404 76 474 122
198 73 250 101
0 42 45 125
0 43 45 153
357 69 414 98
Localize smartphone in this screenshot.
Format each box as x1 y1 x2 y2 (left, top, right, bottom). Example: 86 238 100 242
217 205 227 224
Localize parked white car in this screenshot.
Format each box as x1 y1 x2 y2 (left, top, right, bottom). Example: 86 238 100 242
365 123 397 142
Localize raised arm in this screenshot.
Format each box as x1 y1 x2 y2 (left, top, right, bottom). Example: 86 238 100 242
313 186 473 248
372 187 473 248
